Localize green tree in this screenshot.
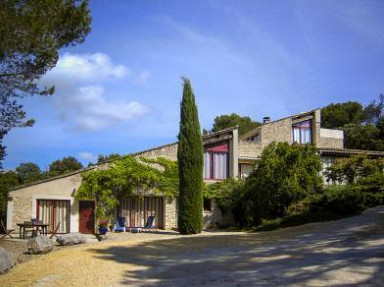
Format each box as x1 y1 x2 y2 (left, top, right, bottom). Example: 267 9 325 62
0 0 91 169
177 78 204 234
362 94 384 124
344 124 384 151
97 153 121 163
321 101 364 129
15 162 41 183
244 142 322 224
210 113 260 136
0 171 20 220
49 156 83 176
324 155 384 187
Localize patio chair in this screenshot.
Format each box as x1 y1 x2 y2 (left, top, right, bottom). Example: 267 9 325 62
114 217 126 232
142 215 156 232
1 220 14 239
49 221 61 239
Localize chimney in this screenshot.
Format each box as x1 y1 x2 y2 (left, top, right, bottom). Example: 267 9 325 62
263 116 271 123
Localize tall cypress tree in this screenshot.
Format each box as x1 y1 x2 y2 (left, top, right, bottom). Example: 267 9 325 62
177 78 204 234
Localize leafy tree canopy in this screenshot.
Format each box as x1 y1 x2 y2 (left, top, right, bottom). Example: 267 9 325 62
208 113 260 136
321 101 364 129
49 156 83 176
244 142 322 224
15 162 41 183
0 0 91 169
97 153 121 164
324 155 384 187
0 171 20 217
344 124 384 151
321 95 384 150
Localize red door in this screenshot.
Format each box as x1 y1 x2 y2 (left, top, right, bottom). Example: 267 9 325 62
79 201 95 234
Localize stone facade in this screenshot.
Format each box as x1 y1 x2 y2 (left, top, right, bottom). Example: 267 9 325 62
164 197 178 229
136 143 178 161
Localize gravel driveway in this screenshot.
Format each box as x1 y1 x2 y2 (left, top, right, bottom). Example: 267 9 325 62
2 206 383 286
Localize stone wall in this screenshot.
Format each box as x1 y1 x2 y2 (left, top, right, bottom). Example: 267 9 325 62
137 143 178 161
238 140 263 158
318 128 344 149
260 118 293 146
318 137 344 149
164 197 178 229
10 196 32 231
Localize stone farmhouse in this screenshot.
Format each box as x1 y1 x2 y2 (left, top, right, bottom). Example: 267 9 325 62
7 108 384 234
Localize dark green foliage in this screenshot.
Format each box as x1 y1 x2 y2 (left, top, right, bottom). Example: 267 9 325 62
0 171 20 220
321 101 364 129
363 192 384 207
0 0 91 169
362 94 384 124
308 187 365 216
49 156 83 176
210 113 260 136
15 162 41 183
204 178 246 223
320 96 384 151
244 142 322 224
252 211 345 232
344 124 384 151
177 78 204 234
97 153 121 164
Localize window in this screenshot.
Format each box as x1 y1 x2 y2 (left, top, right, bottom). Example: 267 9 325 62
204 141 229 180
252 134 260 142
37 200 70 233
239 163 253 179
293 120 312 144
203 198 212 211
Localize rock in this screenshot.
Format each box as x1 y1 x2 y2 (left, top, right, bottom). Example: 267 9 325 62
27 235 53 254
56 233 87 246
0 247 16 274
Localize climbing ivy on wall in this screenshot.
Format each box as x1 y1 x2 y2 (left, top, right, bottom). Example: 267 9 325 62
75 156 178 223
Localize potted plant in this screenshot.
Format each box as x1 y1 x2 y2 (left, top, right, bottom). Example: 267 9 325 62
98 219 109 235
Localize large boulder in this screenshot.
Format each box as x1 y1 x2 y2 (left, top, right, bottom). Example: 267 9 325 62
56 233 87 246
0 247 16 274
27 235 53 254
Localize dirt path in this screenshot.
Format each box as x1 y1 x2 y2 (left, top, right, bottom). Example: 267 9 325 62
2 206 384 286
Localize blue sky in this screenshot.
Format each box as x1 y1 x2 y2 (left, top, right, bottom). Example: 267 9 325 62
3 0 384 170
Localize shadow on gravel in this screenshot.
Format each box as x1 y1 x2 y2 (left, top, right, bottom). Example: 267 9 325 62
87 207 384 286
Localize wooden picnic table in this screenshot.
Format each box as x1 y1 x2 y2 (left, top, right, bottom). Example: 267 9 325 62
17 221 49 239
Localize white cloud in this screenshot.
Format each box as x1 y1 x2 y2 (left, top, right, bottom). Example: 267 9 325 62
78 151 98 163
55 85 149 131
39 52 150 131
46 52 129 83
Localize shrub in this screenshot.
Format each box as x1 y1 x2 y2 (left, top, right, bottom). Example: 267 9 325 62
308 186 365 216
244 142 322 223
363 192 384 207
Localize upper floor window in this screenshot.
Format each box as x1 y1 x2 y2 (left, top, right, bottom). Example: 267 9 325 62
293 120 312 144
204 141 229 180
252 134 260 142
